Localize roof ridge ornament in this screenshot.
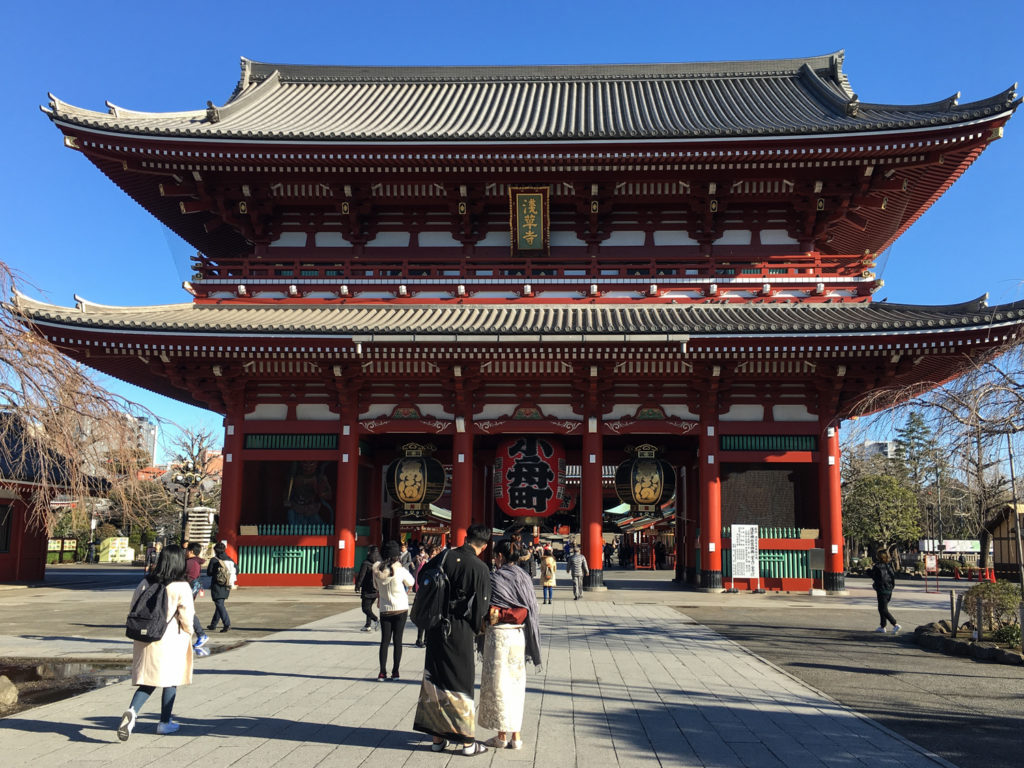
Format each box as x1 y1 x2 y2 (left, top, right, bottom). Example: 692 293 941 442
206 101 221 123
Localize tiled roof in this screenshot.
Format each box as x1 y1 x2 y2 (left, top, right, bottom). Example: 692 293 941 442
14 293 1024 340
43 52 1019 142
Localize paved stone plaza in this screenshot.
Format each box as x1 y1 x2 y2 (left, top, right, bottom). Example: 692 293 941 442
0 589 955 768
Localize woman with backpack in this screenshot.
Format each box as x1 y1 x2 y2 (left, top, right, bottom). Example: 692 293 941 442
540 547 557 604
355 545 381 631
206 541 236 633
870 549 901 634
117 544 195 741
372 540 415 680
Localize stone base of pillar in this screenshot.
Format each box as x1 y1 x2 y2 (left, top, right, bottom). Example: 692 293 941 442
326 566 355 590
583 569 607 591
824 571 847 594
699 569 723 592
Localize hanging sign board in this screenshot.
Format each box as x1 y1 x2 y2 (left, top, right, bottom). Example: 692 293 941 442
731 524 760 579
509 186 550 256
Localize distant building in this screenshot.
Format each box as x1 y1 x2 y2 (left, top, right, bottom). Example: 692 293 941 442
133 417 158 466
861 441 896 460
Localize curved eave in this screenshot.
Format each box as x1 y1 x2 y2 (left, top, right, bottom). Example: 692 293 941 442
14 292 1024 340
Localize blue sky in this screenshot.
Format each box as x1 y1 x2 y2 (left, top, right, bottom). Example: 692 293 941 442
3 1 1021 459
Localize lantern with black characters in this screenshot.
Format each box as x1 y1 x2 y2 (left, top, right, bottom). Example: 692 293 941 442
615 444 675 513
494 436 565 518
386 442 446 512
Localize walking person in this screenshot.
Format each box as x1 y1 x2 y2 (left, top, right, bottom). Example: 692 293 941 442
185 543 208 652
540 546 557 604
117 544 195 740
206 541 235 632
479 539 542 750
871 549 901 634
373 540 415 680
565 545 590 600
356 545 381 632
413 523 492 756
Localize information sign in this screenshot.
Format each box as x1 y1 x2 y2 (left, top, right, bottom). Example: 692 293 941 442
731 524 760 579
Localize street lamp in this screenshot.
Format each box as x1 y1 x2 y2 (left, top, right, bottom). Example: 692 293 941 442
173 458 203 544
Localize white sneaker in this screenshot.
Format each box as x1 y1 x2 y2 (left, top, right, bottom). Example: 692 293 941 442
156 719 180 735
116 708 136 741
892 624 901 634
874 626 886 633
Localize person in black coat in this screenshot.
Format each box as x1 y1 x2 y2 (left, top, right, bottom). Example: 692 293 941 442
355 545 381 631
206 541 236 632
870 550 900 634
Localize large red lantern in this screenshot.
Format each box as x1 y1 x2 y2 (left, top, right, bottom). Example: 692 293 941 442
494 436 565 518
615 444 675 514
386 443 447 512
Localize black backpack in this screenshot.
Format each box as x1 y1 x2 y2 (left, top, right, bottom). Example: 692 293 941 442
410 549 451 632
125 580 171 642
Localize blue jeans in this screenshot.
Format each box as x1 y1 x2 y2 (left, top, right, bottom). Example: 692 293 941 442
543 586 553 602
129 685 176 722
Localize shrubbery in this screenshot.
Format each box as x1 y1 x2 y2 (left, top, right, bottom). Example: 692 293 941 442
962 580 1023 633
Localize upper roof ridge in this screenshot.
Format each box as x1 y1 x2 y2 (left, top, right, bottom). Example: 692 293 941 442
237 51 846 86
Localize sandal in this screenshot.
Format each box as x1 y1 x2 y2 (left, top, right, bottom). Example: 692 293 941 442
430 739 449 752
461 742 488 756
509 739 523 750
484 735 508 748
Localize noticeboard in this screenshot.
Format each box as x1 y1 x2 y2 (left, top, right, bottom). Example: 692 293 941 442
925 554 938 573
731 524 760 579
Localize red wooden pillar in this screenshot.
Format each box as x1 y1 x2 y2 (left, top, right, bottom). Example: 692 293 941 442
684 461 699 584
368 455 383 548
581 407 605 590
673 464 687 583
332 419 359 588
698 423 723 591
820 423 846 592
219 411 244 565
451 428 473 548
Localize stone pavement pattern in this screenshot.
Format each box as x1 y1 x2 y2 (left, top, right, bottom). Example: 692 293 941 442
0 598 954 768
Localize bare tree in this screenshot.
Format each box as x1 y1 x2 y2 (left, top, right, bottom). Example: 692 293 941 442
0 262 153 535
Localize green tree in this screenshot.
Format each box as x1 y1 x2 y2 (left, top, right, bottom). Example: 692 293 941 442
842 474 921 560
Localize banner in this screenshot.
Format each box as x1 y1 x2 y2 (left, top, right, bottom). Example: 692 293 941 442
731 524 760 579
509 186 550 256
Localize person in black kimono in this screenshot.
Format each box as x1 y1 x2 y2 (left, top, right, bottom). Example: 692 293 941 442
413 523 492 756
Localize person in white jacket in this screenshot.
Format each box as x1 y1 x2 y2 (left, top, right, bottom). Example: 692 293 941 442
372 540 415 680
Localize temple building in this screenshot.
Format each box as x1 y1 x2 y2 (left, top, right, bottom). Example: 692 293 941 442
21 52 1023 590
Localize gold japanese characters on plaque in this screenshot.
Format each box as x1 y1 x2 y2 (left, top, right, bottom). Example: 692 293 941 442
509 186 550 256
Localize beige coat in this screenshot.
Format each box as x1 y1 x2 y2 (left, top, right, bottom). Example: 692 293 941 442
541 555 558 587
130 579 195 687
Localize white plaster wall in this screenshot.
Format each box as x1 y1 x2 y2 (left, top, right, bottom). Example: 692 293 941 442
773 404 819 422
663 405 698 421
720 404 764 422
362 403 396 419
760 229 799 245
477 231 511 247
314 232 351 247
551 230 585 246
245 404 288 421
366 232 411 247
419 232 461 247
476 404 515 420
654 230 699 246
296 404 339 421
602 231 645 246
717 230 753 246
269 232 307 247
